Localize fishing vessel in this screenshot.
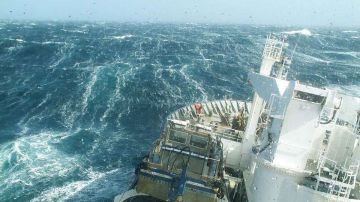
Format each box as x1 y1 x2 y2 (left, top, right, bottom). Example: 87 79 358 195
114 34 360 202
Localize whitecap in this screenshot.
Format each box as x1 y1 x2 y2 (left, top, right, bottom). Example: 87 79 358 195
0 131 82 195
8 46 23 52
41 41 67 45
112 34 133 40
30 169 106 202
101 70 123 123
81 66 102 114
282 29 312 36
60 29 86 34
30 168 122 202
15 39 25 43
342 30 358 33
71 30 86 34
179 65 208 100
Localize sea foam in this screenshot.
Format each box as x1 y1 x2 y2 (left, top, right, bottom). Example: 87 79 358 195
282 29 312 36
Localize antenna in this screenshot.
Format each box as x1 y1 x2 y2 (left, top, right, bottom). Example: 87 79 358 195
265 34 292 80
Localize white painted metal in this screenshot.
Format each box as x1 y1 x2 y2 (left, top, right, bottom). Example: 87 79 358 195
240 35 289 169
272 98 322 170
242 35 360 202
114 189 147 202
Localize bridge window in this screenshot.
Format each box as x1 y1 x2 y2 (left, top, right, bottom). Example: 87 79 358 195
294 90 325 103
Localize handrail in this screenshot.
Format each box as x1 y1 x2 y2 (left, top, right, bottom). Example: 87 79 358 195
166 99 249 120
168 117 245 142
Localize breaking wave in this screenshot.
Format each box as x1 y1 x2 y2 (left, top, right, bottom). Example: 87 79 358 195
282 28 312 36
112 35 134 40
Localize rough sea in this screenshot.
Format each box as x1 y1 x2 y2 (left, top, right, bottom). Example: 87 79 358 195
0 21 359 201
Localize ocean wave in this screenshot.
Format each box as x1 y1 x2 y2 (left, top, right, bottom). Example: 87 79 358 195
7 45 24 52
31 180 94 202
61 29 87 34
60 99 79 129
0 132 84 201
81 66 102 115
5 38 26 43
179 65 208 101
30 169 105 202
296 52 331 64
323 51 360 59
100 69 124 124
112 34 134 40
41 41 67 45
327 85 360 97
16 39 26 43
342 30 358 33
282 29 312 36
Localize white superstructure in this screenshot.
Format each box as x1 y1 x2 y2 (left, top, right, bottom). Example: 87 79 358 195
241 34 360 202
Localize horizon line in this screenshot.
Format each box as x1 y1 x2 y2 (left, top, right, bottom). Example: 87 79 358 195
1 18 359 29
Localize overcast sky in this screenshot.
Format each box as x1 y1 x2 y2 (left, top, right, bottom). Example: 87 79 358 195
0 0 359 27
